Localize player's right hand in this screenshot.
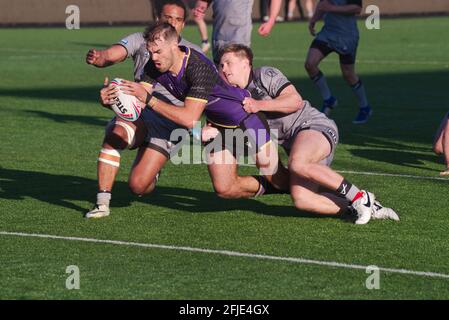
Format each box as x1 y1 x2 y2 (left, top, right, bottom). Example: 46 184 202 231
86 48 100 65
99 77 118 109
201 124 219 143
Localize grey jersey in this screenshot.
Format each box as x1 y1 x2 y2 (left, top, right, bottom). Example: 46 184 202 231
247 67 338 160
211 0 254 61
116 32 202 81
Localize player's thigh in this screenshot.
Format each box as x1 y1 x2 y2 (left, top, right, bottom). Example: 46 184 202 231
206 149 239 191
129 147 168 186
305 47 326 69
288 130 332 167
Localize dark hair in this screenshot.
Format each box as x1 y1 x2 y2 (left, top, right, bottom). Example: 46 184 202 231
218 43 254 66
157 0 188 21
144 22 179 43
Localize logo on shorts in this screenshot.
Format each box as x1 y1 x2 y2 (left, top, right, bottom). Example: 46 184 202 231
120 39 128 45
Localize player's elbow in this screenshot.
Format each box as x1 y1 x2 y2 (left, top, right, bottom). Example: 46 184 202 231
293 96 304 112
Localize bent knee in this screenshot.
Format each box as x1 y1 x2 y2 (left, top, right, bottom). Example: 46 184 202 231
433 144 443 155
289 160 311 179
128 177 155 196
212 183 238 199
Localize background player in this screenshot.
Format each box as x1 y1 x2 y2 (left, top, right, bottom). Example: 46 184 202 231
192 0 283 63
305 0 372 124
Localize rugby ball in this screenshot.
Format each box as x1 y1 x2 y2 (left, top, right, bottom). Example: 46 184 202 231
109 78 143 122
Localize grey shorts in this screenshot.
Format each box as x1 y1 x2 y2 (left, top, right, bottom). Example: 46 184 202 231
268 101 339 166
140 108 187 158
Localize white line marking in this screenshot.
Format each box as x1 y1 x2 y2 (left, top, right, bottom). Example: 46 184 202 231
185 162 448 181
1 231 449 280
255 56 449 66
337 170 449 181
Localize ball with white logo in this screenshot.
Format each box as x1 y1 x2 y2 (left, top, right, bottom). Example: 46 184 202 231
109 78 143 122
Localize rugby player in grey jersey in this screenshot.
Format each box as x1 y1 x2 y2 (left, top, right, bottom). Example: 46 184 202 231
192 0 283 63
84 0 202 218
209 44 399 224
305 0 372 124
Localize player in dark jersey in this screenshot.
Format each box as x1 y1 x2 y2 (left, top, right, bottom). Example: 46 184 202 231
116 22 288 199
85 1 203 218
305 0 372 124
209 44 399 224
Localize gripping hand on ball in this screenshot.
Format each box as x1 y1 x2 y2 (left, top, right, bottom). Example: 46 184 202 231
120 80 152 104
100 77 119 109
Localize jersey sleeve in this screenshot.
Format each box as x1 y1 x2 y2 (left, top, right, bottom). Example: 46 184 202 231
114 32 145 58
347 0 362 6
258 67 292 98
185 60 218 103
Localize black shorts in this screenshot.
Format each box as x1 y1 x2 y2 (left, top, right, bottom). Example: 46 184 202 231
204 112 271 158
310 39 356 65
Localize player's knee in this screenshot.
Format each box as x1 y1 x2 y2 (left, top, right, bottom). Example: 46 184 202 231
104 121 137 150
288 159 310 179
213 182 237 199
433 143 443 155
128 177 155 196
291 190 309 210
304 61 316 74
342 70 357 84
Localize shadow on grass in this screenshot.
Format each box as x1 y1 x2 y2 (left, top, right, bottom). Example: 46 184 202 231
0 167 337 220
24 110 109 127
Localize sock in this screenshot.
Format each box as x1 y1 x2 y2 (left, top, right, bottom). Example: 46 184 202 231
311 71 332 101
96 191 111 207
253 176 290 197
337 179 361 203
351 79 369 109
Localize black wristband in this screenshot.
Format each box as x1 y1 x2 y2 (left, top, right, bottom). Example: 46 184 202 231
145 92 152 105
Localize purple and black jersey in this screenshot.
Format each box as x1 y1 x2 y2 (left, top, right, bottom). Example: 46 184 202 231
142 46 255 128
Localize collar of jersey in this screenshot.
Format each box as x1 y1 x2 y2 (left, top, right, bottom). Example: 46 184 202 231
176 46 191 81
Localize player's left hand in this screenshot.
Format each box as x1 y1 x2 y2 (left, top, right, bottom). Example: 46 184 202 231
120 80 150 103
242 97 261 113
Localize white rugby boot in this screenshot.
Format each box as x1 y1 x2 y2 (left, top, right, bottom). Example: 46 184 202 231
372 201 400 221
351 190 375 225
85 204 110 219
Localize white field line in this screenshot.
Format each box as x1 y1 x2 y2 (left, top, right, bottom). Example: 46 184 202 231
0 48 447 66
187 161 448 182
336 170 449 182
255 56 449 66
1 231 449 280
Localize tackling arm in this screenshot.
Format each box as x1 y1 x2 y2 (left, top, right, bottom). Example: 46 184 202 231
86 45 128 68
243 85 303 114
